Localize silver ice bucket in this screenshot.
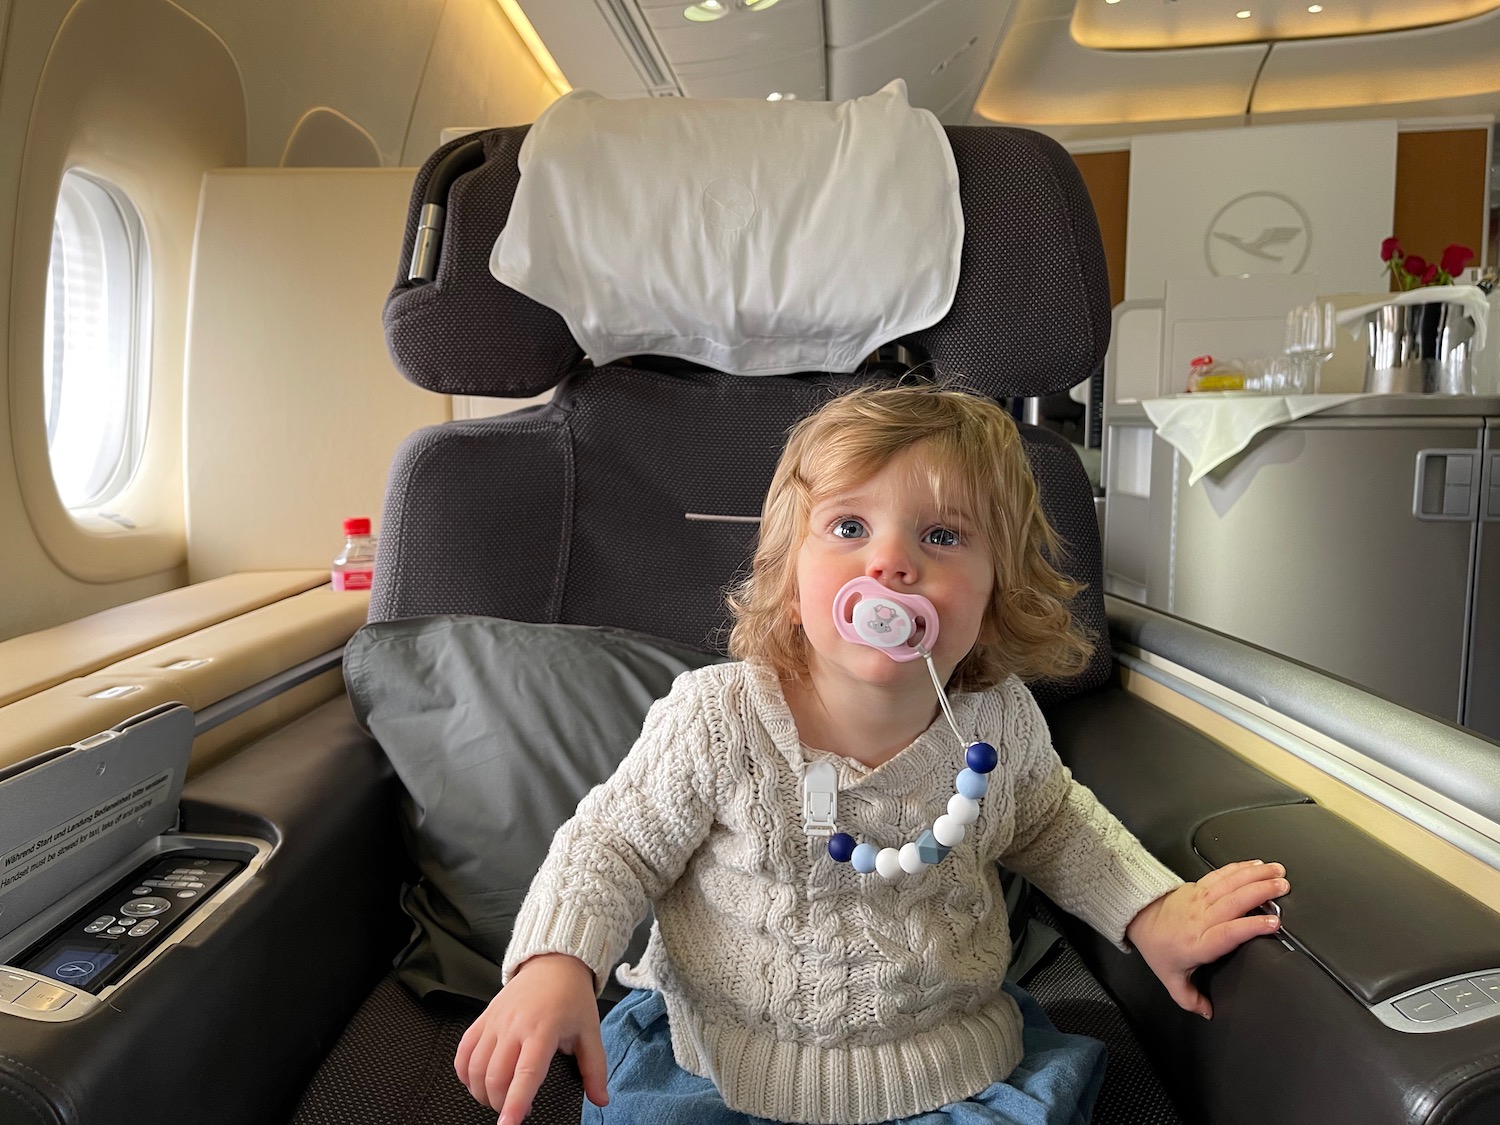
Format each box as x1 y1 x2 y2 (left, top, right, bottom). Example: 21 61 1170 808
1362 300 1475 394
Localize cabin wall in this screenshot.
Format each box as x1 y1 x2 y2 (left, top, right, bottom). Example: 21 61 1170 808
1072 127 1491 313
0 0 557 642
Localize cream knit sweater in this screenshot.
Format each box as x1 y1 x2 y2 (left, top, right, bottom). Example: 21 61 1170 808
502 661 1182 1124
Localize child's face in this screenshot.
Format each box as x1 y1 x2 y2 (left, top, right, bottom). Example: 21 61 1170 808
791 447 995 689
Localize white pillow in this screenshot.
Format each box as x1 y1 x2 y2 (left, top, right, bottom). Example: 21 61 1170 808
490 80 963 377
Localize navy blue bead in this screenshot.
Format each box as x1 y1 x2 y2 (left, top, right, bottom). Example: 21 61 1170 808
966 741 998 774
827 832 856 863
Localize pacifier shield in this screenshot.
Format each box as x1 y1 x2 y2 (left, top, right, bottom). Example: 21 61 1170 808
831 577 939 662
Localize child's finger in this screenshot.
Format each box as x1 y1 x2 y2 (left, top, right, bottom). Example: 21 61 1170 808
1164 973 1213 1020
482 1033 523 1111
499 1038 555 1125
574 1020 611 1106
1203 875 1289 926
1198 860 1283 892
1200 912 1283 962
455 1019 482 1086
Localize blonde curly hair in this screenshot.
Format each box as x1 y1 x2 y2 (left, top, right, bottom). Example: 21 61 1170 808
726 384 1094 692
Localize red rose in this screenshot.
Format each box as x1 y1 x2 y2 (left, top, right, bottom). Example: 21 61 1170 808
1381 237 1402 262
1441 244 1474 277
1422 263 1440 285
1404 255 1428 277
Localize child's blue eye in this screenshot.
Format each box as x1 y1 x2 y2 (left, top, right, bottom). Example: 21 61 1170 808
923 527 960 547
832 518 867 539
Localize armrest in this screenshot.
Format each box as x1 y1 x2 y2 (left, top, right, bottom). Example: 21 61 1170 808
1046 683 1500 1125
1196 803 1500 1005
0 697 408 1125
1046 684 1308 871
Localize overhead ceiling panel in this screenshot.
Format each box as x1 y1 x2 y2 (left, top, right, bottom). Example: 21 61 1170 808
1252 5 1500 114
517 0 672 97
1072 0 1500 51
826 0 1013 123
975 1 1267 129
640 0 825 98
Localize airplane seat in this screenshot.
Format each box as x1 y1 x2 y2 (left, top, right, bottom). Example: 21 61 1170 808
284 119 1187 1125
284 117 1500 1125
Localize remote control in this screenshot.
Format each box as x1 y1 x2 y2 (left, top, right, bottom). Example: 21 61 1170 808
16 855 243 994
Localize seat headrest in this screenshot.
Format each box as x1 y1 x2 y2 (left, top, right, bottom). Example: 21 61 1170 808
384 123 1110 399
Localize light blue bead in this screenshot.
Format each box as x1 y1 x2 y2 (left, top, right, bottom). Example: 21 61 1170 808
955 768 989 800
850 843 879 874
915 829 951 866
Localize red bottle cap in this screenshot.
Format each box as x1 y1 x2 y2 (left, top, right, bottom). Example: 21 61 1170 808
343 517 371 536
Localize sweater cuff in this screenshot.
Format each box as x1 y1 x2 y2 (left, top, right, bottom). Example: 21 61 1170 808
1076 851 1185 954
501 900 629 996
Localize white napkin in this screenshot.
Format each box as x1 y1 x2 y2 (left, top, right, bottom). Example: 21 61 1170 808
1141 393 1366 485
490 80 962 376
1335 285 1489 353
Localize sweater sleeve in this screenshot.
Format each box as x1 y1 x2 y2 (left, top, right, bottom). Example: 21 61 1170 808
501 669 720 994
997 680 1183 951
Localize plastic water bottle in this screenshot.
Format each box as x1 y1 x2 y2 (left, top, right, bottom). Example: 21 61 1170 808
332 517 376 591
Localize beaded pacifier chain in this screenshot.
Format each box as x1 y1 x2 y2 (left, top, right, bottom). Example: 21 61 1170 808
802 576 996 881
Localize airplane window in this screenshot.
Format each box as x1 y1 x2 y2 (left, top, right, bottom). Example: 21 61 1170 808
42 170 152 510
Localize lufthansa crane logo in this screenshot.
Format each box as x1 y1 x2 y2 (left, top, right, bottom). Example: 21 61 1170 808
1204 191 1312 276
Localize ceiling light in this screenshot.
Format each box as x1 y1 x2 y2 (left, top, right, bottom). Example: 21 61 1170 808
766 92 783 101
684 1 726 21
1236 9 1252 17
743 0 781 9
1307 3 1323 9
1105 0 1121 4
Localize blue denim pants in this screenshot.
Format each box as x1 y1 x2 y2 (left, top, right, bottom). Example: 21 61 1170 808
580 984 1106 1125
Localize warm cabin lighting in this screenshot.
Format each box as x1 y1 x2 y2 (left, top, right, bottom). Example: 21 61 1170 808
685 0 727 20
494 0 571 95
1105 0 1121 4
1072 0 1500 48
743 0 781 9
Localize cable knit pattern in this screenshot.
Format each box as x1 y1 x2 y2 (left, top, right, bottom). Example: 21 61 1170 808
503 662 1182 1124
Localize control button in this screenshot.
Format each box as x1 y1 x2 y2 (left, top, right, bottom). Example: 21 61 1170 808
1473 974 1500 1002
144 880 171 888
0 970 33 1004
176 890 197 899
120 896 171 917
127 920 159 937
191 860 209 867
1394 991 1455 1023
1437 982 1496 1013
132 887 152 896
83 915 116 934
105 926 127 935
54 960 95 981
187 882 206 889
15 984 72 1012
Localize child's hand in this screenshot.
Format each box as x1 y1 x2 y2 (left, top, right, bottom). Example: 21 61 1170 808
454 952 609 1125
1125 859 1288 1019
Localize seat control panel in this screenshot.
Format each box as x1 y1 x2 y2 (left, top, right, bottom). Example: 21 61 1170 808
1375 970 1500 1033
9 855 242 1001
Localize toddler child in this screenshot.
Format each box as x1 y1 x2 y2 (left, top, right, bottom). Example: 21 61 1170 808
457 384 1288 1125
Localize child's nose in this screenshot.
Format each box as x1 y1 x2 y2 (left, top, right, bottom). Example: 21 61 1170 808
866 540 918 584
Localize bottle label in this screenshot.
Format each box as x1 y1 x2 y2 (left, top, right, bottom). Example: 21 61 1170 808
333 569 373 591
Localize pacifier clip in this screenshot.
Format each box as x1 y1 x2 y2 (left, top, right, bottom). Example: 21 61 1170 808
802 577 997 881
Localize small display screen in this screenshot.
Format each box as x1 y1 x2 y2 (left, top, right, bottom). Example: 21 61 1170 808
35 945 119 990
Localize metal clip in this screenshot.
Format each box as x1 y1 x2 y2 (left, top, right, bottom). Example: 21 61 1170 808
802 760 837 837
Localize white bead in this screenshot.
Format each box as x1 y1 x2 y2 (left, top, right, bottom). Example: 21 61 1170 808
948 794 981 825
933 814 966 847
898 841 928 874
875 847 904 880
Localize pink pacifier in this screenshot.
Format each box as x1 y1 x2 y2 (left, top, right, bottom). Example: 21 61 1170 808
831 576 939 663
